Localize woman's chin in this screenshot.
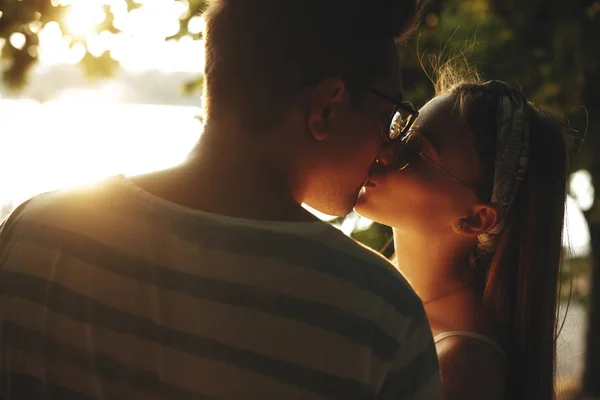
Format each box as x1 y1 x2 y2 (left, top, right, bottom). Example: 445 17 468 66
355 188 398 227
354 188 377 218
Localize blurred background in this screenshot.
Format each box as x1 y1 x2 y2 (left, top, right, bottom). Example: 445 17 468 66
0 0 598 398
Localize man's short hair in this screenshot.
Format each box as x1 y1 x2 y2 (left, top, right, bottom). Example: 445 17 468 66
203 0 422 132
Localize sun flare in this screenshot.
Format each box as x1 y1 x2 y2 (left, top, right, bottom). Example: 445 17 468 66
63 1 107 37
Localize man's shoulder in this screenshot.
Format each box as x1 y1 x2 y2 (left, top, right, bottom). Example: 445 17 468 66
0 176 126 237
290 226 423 316
312 227 416 289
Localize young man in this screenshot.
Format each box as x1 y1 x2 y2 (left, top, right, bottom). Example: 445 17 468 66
0 1 443 398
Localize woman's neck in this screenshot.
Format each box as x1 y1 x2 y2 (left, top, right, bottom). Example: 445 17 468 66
392 227 475 304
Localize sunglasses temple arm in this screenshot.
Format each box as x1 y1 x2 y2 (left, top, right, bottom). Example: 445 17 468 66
417 153 465 185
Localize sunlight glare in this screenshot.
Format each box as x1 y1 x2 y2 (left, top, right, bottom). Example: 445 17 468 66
355 216 374 232
37 0 205 73
173 0 191 19
0 99 202 205
187 16 205 35
302 205 338 222
28 21 44 34
124 1 182 40
339 213 360 236
0 99 43 205
9 32 26 50
570 169 594 211
49 84 123 103
110 1 131 32
564 195 591 258
85 32 106 57
67 43 87 64
64 0 106 37
38 22 71 65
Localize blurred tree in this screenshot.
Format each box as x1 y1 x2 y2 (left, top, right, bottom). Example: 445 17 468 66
0 0 207 92
167 0 206 41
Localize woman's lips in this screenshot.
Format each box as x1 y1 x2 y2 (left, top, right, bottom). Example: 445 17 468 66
364 179 376 188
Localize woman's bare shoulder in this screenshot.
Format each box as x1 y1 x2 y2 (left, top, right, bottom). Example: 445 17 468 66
435 335 507 400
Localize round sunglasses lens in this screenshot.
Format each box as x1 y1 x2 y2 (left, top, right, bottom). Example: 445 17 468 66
388 109 415 140
404 113 415 132
392 132 421 169
388 111 406 140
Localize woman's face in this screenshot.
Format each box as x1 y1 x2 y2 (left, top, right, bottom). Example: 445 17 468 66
355 94 483 234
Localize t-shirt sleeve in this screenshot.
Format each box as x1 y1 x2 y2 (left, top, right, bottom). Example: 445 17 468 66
0 198 34 240
378 313 444 399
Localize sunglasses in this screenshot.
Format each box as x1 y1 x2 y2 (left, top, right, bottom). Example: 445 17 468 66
389 129 467 186
367 88 419 141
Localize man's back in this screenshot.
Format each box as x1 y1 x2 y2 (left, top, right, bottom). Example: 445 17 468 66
0 177 441 399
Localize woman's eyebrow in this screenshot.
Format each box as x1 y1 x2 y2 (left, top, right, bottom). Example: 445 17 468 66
409 126 441 155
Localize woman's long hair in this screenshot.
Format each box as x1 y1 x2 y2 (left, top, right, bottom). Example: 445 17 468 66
438 68 569 400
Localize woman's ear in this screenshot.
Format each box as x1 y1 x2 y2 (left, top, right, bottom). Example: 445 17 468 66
453 204 498 236
307 77 347 141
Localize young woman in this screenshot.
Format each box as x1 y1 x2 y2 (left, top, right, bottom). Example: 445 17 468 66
356 78 570 400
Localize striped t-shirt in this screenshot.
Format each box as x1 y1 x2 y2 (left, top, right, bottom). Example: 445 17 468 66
0 176 442 399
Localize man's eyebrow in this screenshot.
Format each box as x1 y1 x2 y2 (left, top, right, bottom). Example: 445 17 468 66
370 88 404 105
391 92 404 103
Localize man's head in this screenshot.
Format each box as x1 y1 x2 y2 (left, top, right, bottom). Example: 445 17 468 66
202 0 422 216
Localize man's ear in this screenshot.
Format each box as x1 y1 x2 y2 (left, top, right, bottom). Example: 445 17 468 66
307 77 347 141
453 204 498 236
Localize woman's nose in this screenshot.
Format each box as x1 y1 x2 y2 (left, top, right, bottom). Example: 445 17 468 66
377 142 396 167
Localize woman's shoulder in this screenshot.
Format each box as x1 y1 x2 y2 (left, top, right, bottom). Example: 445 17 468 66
434 330 505 354
435 331 506 363
435 334 506 400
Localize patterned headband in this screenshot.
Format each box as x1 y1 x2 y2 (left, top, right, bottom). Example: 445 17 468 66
476 81 530 254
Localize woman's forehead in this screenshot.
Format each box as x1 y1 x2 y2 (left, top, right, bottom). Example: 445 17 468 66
415 95 470 142
416 94 481 181
418 95 458 127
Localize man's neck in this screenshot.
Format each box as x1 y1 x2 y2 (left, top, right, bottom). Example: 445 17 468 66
131 129 317 223
393 228 475 303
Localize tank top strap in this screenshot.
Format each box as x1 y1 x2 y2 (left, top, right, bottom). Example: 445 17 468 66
434 330 506 358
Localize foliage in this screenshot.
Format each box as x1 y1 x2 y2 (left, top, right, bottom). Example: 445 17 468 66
0 0 206 91
167 0 206 41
